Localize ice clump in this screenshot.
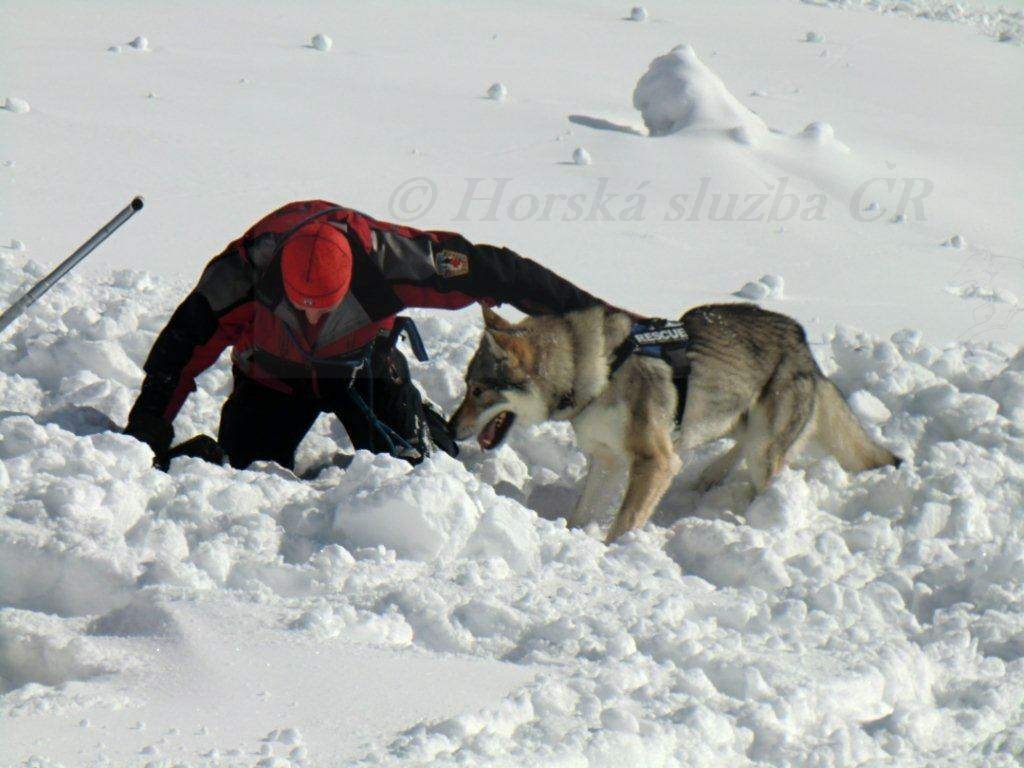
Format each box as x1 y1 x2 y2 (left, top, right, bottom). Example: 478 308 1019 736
734 274 784 300
572 147 592 166
3 98 30 114
311 33 332 52
629 6 648 22
487 82 508 101
632 44 766 138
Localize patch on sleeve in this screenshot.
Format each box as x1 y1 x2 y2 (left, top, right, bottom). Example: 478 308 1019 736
434 249 470 278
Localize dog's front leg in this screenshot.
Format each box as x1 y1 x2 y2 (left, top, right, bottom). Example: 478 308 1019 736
605 450 681 543
568 449 622 529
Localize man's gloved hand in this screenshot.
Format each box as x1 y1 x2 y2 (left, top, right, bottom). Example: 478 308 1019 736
124 411 174 467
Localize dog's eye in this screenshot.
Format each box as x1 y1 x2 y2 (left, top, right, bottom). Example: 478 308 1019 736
471 385 483 398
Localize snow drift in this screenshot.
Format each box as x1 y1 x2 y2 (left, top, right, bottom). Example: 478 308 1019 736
632 45 767 139
2 250 1023 765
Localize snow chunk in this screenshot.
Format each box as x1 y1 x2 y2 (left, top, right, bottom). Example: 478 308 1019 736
629 6 648 22
129 36 149 51
632 45 766 137
805 31 824 43
943 233 966 248
311 33 332 52
9 239 26 252
3 97 30 114
572 147 592 166
799 121 848 151
601 706 640 733
735 281 770 300
487 82 508 101
331 453 540 568
848 390 892 423
734 274 784 300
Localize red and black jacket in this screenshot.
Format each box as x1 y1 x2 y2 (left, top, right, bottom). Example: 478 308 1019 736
129 200 604 425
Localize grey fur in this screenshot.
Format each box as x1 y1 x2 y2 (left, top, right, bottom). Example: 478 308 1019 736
451 303 901 542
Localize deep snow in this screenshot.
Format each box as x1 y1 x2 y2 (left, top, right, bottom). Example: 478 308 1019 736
1 248 1022 766
2 1 1022 766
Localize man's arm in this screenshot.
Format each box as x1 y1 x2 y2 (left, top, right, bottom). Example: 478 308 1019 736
370 227 605 315
125 241 255 456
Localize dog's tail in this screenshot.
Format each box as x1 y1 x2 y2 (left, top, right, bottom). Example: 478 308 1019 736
811 377 901 471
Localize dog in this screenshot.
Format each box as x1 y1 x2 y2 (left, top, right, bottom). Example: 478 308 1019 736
449 303 900 543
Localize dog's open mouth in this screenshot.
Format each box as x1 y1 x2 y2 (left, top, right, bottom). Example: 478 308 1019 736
477 411 515 450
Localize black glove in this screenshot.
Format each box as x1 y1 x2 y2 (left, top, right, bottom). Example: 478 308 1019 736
124 411 174 466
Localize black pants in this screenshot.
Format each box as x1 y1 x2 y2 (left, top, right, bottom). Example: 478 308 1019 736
218 348 453 470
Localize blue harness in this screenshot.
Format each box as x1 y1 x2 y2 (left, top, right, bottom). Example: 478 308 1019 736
609 319 691 423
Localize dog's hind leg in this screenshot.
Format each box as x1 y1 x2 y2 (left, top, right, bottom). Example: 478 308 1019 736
741 369 815 492
606 434 681 543
568 449 623 529
695 441 743 491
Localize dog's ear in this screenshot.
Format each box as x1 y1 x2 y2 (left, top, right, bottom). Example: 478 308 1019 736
484 326 536 373
481 305 515 331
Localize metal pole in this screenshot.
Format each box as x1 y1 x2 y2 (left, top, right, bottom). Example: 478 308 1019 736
0 196 144 337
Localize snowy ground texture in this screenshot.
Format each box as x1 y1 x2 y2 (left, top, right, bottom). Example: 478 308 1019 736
2 255 1023 767
3 0 1023 766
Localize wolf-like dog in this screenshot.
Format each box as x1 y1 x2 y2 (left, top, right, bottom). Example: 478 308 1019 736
449 303 900 543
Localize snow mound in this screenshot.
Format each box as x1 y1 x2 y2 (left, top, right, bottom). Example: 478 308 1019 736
2 254 1024 764
632 45 766 138
3 97 31 115
629 6 648 22
734 274 784 300
810 0 1023 46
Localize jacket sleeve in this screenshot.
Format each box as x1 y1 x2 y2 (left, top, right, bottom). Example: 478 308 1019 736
371 227 605 316
128 241 255 426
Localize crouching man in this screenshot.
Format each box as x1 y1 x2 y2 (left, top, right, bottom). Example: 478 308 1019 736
124 199 605 470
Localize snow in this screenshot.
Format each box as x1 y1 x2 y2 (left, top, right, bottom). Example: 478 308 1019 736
572 147 592 166
486 82 508 102
735 274 785 301
3 97 31 115
1 0 1022 765
2 249 1023 765
633 45 768 138
629 6 648 23
310 33 332 53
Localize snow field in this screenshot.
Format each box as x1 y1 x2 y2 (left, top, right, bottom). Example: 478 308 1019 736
1 0 1021 763
1 252 1022 765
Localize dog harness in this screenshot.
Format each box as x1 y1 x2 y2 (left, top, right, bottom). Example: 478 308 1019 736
612 319 691 424
557 318 691 424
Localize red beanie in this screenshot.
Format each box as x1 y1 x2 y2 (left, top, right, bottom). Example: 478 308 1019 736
280 222 353 309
